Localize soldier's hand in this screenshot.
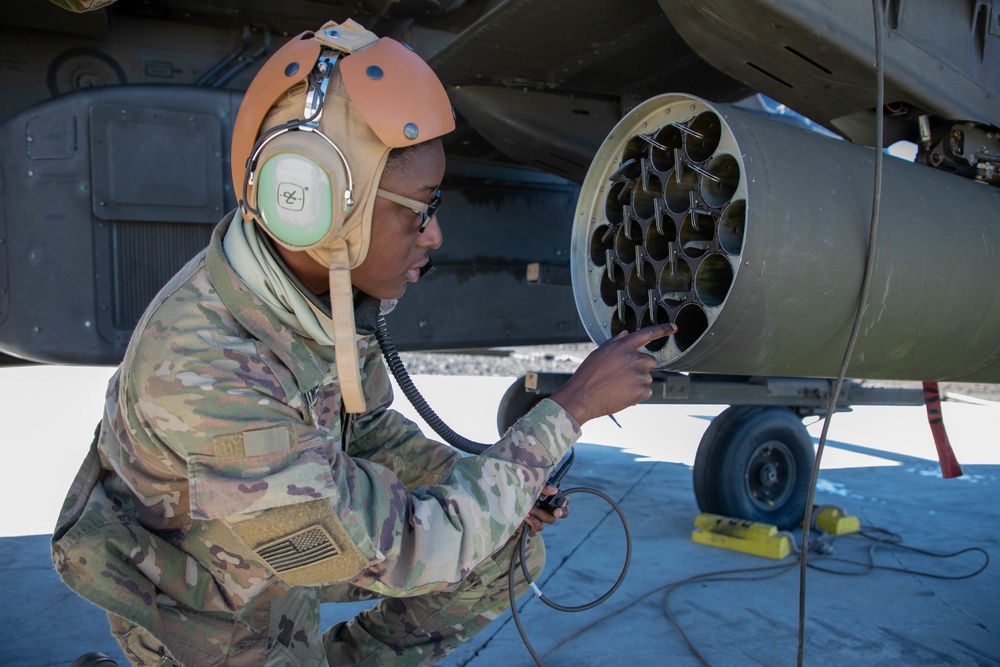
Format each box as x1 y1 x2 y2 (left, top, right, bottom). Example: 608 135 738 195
523 483 569 532
550 324 675 426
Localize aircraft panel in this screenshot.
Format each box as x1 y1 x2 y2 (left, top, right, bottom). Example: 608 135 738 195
89 104 225 223
661 0 1000 145
0 84 239 365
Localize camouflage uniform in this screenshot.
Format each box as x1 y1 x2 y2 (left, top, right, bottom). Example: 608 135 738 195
52 212 580 666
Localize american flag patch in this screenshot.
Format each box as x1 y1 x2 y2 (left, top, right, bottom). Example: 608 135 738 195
258 526 340 573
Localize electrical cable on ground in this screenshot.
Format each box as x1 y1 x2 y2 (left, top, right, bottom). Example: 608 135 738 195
502 476 992 667
663 525 988 667
796 1 885 664
497 483 990 665
539 520 988 667
805 528 990 580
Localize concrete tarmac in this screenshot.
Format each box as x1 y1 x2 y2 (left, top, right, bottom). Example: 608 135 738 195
1 367 998 666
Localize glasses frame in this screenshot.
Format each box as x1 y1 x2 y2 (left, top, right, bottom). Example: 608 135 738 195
376 188 441 233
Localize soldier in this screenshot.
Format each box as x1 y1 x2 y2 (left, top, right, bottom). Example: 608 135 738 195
51 19 674 666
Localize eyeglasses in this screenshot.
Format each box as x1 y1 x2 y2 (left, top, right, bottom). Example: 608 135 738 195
376 188 442 233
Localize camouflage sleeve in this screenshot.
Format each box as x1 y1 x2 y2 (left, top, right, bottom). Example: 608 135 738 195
350 398 578 596
345 339 464 489
47 0 119 11
119 274 580 598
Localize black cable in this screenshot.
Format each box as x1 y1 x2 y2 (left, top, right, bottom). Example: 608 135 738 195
806 528 990 580
376 313 492 454
508 486 632 667
519 487 631 612
796 1 885 664
377 313 577 478
529 510 989 667
665 564 800 667
666 526 987 667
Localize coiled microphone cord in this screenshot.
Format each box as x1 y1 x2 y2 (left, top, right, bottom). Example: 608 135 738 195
510 486 632 667
376 313 490 455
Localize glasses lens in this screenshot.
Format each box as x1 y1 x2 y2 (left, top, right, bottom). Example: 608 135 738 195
418 190 442 232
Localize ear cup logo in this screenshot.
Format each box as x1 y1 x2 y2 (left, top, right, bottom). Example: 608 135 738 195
278 183 306 211
256 152 335 247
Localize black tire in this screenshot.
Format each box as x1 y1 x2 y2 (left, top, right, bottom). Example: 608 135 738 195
692 407 814 530
496 375 549 437
692 405 765 515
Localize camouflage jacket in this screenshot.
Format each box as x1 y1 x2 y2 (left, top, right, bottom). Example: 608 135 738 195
51 212 580 666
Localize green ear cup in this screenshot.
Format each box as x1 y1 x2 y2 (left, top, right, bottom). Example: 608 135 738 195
257 152 334 247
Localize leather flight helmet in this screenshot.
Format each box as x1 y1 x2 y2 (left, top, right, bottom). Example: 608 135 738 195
231 19 455 412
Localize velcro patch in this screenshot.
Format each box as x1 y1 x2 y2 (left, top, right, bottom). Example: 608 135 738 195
258 526 340 573
213 426 293 458
232 498 369 586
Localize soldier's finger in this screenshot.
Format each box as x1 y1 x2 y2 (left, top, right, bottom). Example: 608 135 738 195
625 324 677 348
529 506 558 525
600 329 633 349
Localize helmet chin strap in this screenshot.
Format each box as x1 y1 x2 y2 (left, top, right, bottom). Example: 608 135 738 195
324 239 366 413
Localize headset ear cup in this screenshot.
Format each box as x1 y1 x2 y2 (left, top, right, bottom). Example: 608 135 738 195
255 151 335 248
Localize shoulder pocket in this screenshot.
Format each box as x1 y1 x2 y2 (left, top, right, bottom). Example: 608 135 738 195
189 434 337 520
